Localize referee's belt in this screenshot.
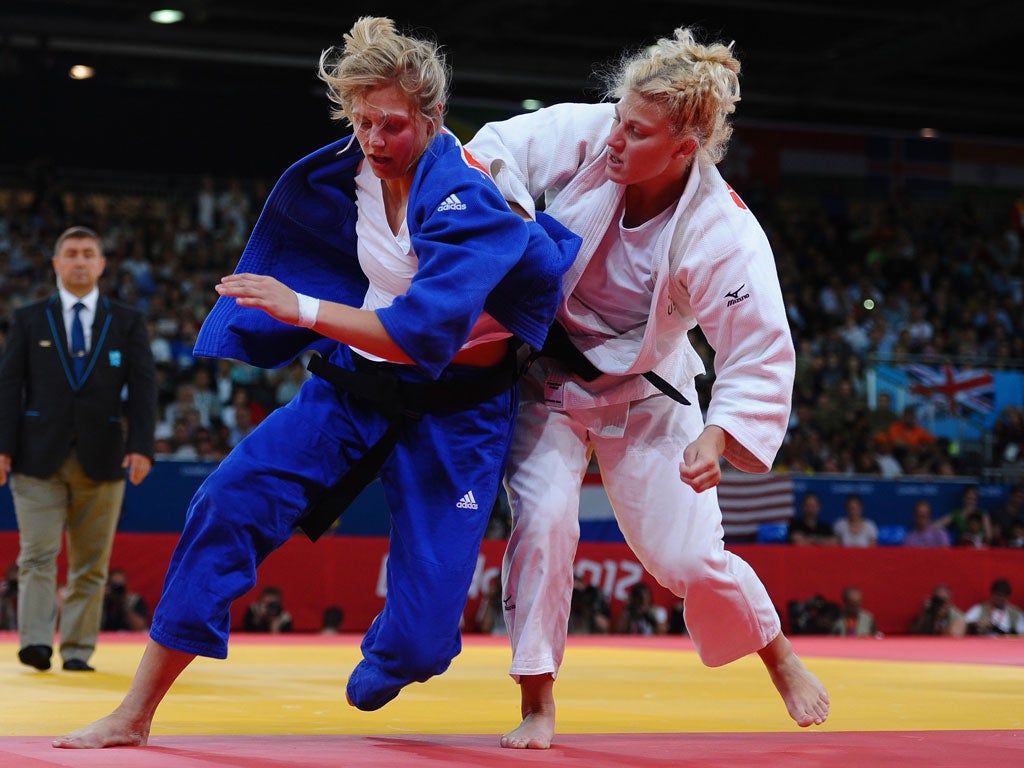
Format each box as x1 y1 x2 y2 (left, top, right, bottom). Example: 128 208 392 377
297 347 519 542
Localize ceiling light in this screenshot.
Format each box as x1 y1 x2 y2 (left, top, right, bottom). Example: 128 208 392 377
520 99 544 111
150 9 185 24
69 65 95 80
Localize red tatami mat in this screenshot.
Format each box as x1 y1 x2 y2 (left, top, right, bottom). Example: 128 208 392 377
3 731 1023 768
4 633 1023 767
784 634 1024 665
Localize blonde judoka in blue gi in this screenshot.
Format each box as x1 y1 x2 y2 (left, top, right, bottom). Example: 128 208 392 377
53 16 578 749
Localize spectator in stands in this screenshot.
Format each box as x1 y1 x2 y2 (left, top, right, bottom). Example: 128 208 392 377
853 450 884 476
567 574 611 635
910 584 966 637
865 391 898 437
904 305 934 352
189 366 222 426
871 434 904 478
902 499 950 547
147 319 173 365
54 16 576 749
992 406 1024 467
965 578 1024 636
195 175 218 233
320 605 344 635
937 484 994 546
467 24 829 745
220 385 267 433
160 381 206 437
886 405 936 464
100 567 149 632
787 492 838 546
270 359 308 408
225 397 257 448
217 177 251 245
838 314 870 360
956 511 989 549
1004 518 1024 548
212 358 238 406
242 586 293 634
614 582 667 636
833 494 878 547
788 594 840 636
991 484 1024 545
666 599 688 635
831 586 877 637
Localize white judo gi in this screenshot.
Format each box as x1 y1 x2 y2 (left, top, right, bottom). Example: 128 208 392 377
468 102 794 673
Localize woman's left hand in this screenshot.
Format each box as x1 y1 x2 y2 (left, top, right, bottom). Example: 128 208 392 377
217 273 300 326
679 425 726 493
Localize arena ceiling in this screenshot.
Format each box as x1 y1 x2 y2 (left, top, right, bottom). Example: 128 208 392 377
1 0 1022 177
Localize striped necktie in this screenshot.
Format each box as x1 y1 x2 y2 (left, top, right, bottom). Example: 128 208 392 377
71 301 86 381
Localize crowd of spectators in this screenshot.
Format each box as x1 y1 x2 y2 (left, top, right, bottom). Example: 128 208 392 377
785 483 1024 549
1 161 1023 502
751 186 1024 479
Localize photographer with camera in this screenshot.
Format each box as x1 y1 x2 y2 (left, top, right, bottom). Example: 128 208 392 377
242 585 293 634
965 578 1024 636
100 567 149 632
910 584 966 637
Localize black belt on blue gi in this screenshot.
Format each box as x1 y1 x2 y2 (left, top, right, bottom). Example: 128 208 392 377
297 345 519 542
534 321 691 406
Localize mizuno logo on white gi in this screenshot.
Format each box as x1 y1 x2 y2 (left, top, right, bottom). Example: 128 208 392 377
456 490 479 509
437 194 467 212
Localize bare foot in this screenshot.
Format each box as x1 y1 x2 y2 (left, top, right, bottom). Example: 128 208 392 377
759 634 830 727
501 711 556 750
52 710 151 749
500 673 555 749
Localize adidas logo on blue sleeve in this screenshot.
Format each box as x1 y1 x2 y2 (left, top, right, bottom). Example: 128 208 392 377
437 194 467 212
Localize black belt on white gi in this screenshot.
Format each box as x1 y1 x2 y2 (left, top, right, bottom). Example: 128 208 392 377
533 321 691 406
297 346 519 542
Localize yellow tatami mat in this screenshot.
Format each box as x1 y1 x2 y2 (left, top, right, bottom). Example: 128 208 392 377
3 633 1023 738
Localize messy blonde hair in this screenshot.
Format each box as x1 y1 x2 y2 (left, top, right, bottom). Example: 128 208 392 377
317 16 449 136
604 27 741 167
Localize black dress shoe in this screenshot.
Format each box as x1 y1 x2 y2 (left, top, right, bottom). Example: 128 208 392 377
62 659 96 672
18 645 53 671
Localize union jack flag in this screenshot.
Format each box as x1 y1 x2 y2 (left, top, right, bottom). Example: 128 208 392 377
870 363 1019 441
904 363 995 418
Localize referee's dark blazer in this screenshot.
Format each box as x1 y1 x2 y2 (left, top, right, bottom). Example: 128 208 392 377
0 294 157 482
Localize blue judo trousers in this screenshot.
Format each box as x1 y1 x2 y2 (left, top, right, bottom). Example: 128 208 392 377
149 346 516 710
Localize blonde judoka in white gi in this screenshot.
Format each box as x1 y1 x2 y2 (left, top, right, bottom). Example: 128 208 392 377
467 25 830 749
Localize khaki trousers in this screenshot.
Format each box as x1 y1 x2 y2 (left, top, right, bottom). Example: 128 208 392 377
12 452 125 664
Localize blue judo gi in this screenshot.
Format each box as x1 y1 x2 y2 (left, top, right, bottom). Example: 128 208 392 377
147 130 579 711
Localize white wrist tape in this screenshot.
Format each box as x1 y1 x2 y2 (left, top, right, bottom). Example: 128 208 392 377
295 292 320 328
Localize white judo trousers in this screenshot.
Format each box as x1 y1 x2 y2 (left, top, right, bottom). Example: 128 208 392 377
502 370 781 676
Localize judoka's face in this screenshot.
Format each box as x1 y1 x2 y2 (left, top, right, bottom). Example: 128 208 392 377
52 236 106 297
604 92 696 187
351 84 435 180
